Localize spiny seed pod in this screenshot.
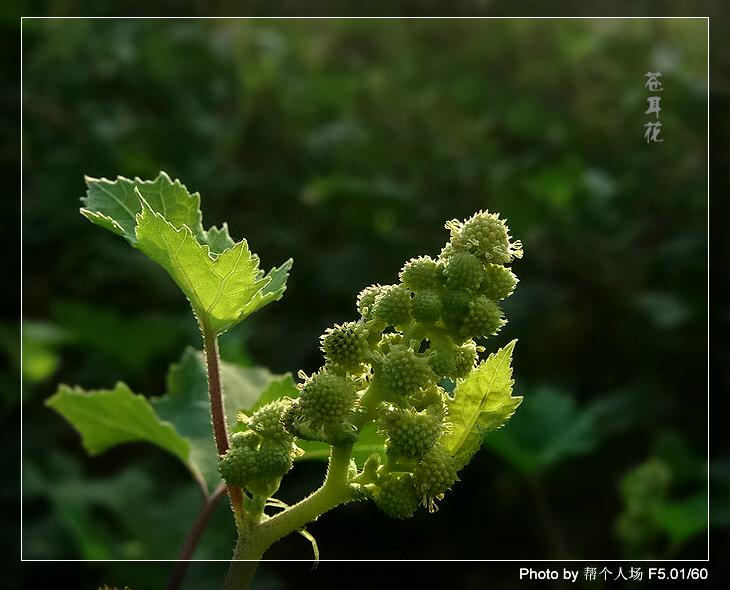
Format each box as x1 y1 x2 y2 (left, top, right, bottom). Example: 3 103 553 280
248 399 294 442
380 345 435 398
218 444 257 488
373 284 412 327
461 295 504 338
218 440 295 497
255 441 294 482
428 338 476 380
443 251 483 291
411 289 442 323
320 321 370 371
441 290 471 332
399 256 441 290
380 407 443 459
374 472 420 519
480 263 518 301
230 430 259 449
428 339 457 378
446 210 522 264
413 443 459 506
439 242 459 260
299 370 357 430
453 341 478 379
357 285 384 321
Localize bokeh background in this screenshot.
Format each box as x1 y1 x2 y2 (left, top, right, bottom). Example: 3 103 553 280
17 17 719 589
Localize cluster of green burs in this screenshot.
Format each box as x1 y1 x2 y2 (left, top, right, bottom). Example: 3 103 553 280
219 211 522 517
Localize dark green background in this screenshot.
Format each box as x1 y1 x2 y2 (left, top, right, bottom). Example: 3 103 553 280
17 17 718 590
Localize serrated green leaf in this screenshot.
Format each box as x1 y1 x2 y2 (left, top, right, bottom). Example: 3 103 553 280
203 223 236 255
81 171 204 243
80 172 292 334
47 348 288 493
46 382 190 466
441 339 522 469
242 258 294 317
296 423 386 467
135 198 269 335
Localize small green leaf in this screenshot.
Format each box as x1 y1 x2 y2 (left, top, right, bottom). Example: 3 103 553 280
242 258 294 318
203 223 236 255
441 339 522 469
46 382 190 466
297 423 386 467
135 199 269 334
81 172 204 243
80 173 292 335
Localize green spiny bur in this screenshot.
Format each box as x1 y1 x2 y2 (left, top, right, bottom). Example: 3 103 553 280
374 472 420 519
399 256 442 290
480 263 518 300
443 251 484 291
413 443 459 509
320 321 370 371
357 285 384 321
380 346 435 399
373 284 412 327
380 406 443 460
411 289 443 323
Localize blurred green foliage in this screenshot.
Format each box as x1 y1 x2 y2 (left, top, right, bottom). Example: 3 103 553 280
18 17 711 583
615 433 709 557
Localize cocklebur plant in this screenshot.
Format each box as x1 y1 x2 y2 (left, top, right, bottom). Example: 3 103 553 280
47 172 524 590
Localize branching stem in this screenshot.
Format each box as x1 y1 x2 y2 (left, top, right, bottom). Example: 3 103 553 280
223 444 355 589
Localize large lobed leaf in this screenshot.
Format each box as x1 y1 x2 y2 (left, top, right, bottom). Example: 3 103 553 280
80 172 292 334
441 339 522 469
47 382 190 465
47 348 290 493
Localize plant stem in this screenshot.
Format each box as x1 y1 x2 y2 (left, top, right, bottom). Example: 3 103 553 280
202 326 243 516
253 444 354 553
353 376 385 429
224 533 263 590
223 444 355 589
166 484 227 590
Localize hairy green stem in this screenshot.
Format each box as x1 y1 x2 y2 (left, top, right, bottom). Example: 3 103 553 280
224 444 355 589
224 532 262 590
353 376 385 428
255 444 354 550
